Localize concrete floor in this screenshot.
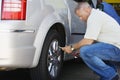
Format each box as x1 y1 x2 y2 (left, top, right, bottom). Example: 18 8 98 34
60 58 99 80
0 58 120 80
60 58 120 80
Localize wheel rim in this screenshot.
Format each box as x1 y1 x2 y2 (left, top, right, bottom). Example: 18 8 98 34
47 39 62 78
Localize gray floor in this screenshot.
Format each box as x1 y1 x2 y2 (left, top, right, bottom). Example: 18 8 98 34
60 58 99 80
0 58 119 80
60 58 120 80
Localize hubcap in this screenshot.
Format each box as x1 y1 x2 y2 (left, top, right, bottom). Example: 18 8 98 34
47 39 62 78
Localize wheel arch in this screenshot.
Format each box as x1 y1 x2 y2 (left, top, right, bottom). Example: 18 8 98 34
31 22 66 68
49 23 66 46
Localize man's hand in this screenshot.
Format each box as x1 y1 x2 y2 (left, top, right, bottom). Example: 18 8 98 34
61 46 73 54
61 38 94 54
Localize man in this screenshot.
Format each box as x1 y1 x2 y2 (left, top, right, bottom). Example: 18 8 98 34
97 0 120 25
62 2 120 80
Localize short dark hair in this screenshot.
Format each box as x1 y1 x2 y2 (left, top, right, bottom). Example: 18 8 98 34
74 0 84 3
74 0 89 3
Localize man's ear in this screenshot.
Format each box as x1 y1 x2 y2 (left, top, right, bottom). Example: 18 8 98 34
76 9 79 14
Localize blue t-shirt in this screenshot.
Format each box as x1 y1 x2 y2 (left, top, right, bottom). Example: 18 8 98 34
101 2 120 25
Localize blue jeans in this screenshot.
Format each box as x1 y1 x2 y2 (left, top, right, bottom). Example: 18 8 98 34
80 42 120 80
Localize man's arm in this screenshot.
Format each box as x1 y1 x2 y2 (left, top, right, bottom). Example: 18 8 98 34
61 38 94 54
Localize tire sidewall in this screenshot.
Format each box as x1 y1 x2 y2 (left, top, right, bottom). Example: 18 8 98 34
33 30 63 80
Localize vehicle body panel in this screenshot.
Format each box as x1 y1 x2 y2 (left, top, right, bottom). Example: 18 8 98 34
0 0 95 69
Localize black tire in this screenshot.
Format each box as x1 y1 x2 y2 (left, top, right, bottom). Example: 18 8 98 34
30 30 64 80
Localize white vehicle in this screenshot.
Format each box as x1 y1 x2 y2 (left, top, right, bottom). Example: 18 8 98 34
0 0 95 80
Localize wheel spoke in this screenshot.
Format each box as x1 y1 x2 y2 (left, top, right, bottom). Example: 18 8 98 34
51 65 56 77
48 63 52 72
52 40 58 52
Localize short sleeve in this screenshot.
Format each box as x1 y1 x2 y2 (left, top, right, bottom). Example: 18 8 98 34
84 14 102 40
